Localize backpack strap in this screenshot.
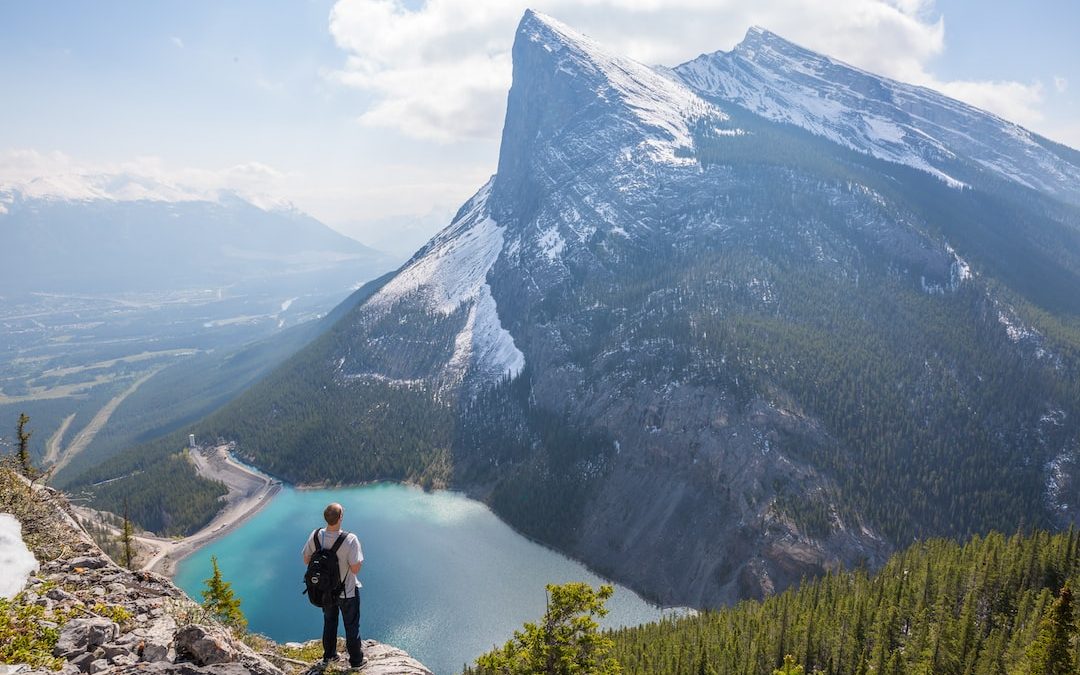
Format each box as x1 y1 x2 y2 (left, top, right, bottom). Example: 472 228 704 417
312 528 323 552
328 531 350 596
328 530 348 555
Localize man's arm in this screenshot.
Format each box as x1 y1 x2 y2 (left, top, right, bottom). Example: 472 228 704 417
349 536 363 575
301 530 316 565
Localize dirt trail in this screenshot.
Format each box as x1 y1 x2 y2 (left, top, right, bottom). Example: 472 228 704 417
136 444 280 576
51 368 162 474
44 413 76 465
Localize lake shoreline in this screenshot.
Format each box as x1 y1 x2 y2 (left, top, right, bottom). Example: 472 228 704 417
136 444 282 577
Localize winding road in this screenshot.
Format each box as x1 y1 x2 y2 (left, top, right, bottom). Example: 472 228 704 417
136 444 281 576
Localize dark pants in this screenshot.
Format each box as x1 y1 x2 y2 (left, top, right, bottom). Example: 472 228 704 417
321 593 363 665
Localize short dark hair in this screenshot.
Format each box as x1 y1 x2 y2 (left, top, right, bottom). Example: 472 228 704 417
323 503 343 525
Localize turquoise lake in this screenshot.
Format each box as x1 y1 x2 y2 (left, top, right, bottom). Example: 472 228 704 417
174 483 677 674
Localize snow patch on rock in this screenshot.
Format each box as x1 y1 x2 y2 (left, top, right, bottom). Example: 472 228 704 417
372 180 502 315
370 179 525 382
1045 450 1075 519
676 50 966 189
538 226 566 261
1041 409 1066 427
945 244 973 283
0 513 38 599
997 309 1039 343
923 242 973 294
448 283 526 381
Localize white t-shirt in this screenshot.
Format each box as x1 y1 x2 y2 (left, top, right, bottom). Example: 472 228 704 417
302 528 364 597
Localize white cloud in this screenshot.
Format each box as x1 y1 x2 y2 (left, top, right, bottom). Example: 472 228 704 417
0 149 291 210
1054 75 1068 94
170 36 184 49
327 0 1048 142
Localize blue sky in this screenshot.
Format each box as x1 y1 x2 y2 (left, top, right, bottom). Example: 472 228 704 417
1 1 1077 247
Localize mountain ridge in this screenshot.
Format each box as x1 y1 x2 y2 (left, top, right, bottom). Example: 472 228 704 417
674 25 1080 203
0 192 384 294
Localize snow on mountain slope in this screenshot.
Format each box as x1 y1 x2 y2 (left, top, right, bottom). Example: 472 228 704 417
674 27 1080 202
368 178 525 380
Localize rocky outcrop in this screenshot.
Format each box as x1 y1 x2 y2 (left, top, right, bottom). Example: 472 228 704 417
279 641 431 675
1 479 431 675
11 537 282 675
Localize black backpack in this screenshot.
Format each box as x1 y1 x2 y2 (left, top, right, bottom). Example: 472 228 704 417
302 529 348 608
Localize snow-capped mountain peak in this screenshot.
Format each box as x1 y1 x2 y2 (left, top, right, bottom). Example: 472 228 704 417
490 10 730 235
516 10 719 159
674 27 1080 203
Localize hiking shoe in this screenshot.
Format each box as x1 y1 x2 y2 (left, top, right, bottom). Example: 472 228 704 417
348 656 365 670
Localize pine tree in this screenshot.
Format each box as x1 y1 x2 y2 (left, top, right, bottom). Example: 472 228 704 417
201 556 246 630
695 645 714 675
774 654 805 675
121 499 134 569
15 413 33 477
1026 584 1076 675
472 583 621 674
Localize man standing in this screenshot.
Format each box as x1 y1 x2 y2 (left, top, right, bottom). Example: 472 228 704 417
302 502 364 668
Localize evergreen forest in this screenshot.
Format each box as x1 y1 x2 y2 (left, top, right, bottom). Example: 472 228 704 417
608 529 1079 674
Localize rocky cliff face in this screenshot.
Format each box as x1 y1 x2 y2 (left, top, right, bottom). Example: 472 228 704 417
0 474 431 675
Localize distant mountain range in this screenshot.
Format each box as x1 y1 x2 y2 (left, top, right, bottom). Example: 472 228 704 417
75 11 1080 609
0 190 386 294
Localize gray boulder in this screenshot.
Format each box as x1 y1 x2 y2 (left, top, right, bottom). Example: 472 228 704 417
174 625 238 666
86 659 109 674
66 651 100 673
52 618 119 657
109 654 138 667
355 640 434 675
66 556 109 571
46 587 77 603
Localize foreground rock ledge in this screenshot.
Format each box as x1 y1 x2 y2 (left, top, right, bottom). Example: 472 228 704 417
279 640 432 675
1 484 433 675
